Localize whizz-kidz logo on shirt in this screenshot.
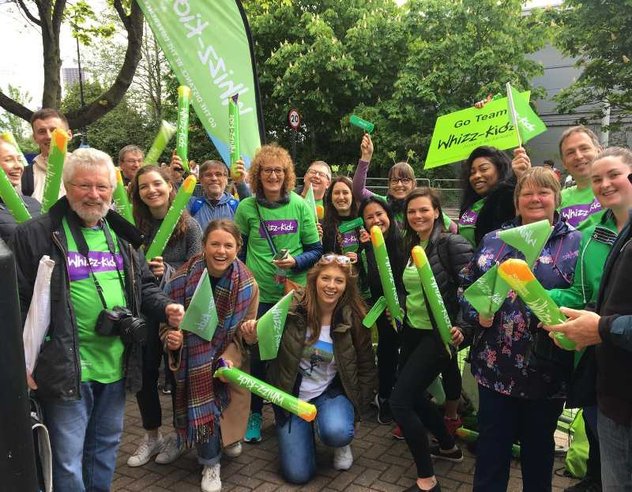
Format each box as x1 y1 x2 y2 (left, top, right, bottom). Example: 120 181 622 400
67 251 124 281
260 220 298 237
560 199 602 228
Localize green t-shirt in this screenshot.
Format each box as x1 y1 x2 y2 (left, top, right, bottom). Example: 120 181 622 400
559 185 602 229
63 219 126 383
403 240 431 329
458 198 486 247
234 192 320 303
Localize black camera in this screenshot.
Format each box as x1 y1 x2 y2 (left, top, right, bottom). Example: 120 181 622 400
95 306 147 345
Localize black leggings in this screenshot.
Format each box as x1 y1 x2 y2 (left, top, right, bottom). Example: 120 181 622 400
390 328 455 478
250 302 274 414
376 314 400 399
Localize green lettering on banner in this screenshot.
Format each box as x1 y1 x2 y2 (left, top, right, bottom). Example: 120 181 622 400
137 0 263 168
424 91 546 170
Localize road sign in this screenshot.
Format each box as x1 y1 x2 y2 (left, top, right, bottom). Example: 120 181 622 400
288 109 300 131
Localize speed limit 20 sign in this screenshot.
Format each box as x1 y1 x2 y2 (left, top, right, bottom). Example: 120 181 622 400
287 109 300 130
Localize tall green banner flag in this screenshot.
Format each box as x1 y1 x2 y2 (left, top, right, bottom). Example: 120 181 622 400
137 0 264 169
258 290 294 361
424 90 546 169
180 270 219 341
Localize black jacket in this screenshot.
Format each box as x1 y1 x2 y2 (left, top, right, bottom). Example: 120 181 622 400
0 195 41 244
11 197 171 401
473 180 516 246
595 214 632 425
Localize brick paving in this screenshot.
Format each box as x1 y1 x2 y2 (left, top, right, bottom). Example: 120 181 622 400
113 394 579 491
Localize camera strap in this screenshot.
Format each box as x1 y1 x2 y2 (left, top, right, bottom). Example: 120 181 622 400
66 213 127 311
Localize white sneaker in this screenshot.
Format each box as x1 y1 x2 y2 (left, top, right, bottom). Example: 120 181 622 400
155 435 185 465
127 432 164 467
223 441 242 458
201 463 221 492
333 444 353 471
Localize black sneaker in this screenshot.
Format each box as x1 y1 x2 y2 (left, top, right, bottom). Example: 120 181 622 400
564 477 602 492
374 395 393 425
429 444 463 463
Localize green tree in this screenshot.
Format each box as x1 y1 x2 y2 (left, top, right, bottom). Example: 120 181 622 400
61 80 153 160
551 0 632 124
0 0 143 130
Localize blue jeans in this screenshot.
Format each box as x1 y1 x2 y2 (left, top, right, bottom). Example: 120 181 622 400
474 385 564 492
598 410 632 491
276 390 355 484
42 380 125 492
196 432 222 466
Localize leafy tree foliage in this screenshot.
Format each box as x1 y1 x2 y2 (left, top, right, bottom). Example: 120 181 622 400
551 0 632 125
245 0 550 178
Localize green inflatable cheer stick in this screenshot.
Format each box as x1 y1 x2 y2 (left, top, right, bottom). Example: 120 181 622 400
215 362 317 422
366 225 403 331
145 120 176 165
41 128 69 213
0 132 29 168
0 167 30 223
229 93 240 179
338 217 364 234
497 259 576 351
176 86 191 172
145 175 197 260
412 245 452 356
113 169 134 225
350 115 375 134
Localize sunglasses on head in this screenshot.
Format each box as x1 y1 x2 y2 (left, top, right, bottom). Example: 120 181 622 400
319 254 352 266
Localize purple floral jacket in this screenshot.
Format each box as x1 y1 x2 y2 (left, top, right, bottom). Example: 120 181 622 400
459 217 581 400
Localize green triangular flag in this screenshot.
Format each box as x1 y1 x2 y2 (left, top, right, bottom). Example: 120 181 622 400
303 183 318 221
258 290 294 360
498 219 552 267
463 264 510 318
506 82 547 146
179 270 219 341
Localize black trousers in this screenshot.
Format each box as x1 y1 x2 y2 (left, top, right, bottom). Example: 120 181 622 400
390 328 455 478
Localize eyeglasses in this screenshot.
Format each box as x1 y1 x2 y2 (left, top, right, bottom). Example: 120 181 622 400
389 177 413 184
319 254 352 266
172 167 185 173
261 167 285 177
307 169 331 180
69 182 112 193
123 158 143 165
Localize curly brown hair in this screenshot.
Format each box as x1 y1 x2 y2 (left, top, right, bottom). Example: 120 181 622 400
129 165 191 247
249 144 296 198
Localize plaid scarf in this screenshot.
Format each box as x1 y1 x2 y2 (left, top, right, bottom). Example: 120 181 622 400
167 255 255 445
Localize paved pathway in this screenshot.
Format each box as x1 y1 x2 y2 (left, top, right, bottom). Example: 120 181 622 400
113 394 579 491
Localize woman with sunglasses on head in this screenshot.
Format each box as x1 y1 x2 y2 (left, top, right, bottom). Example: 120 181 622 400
233 144 323 443
161 220 259 492
126 165 203 468
322 176 361 262
392 188 473 492
356 196 405 425
264 254 376 484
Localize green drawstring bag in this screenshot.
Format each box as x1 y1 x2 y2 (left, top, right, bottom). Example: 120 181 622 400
565 409 589 478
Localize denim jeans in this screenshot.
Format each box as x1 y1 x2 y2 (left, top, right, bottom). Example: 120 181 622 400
196 431 222 466
276 390 355 484
598 409 632 491
473 385 564 492
42 379 126 492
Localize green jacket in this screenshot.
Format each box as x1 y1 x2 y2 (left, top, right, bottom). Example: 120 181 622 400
550 210 618 309
267 300 377 421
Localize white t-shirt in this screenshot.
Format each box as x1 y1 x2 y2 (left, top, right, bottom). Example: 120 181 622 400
298 325 336 401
